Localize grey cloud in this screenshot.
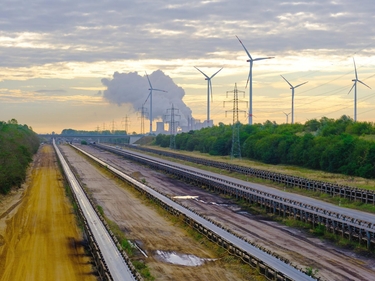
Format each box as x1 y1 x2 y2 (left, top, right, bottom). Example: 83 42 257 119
101 70 192 126
0 0 374 67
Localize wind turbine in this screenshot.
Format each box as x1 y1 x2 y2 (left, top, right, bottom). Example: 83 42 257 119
283 111 291 124
144 72 167 134
348 58 371 122
280 75 308 124
194 66 223 127
236 35 274 125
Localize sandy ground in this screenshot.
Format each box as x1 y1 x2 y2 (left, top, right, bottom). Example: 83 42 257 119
0 144 96 281
60 145 260 281
73 144 375 281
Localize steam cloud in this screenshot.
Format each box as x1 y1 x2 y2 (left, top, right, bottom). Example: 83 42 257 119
101 70 193 126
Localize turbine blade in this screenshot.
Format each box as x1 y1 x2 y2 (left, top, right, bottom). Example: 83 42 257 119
145 72 152 88
245 74 249 89
143 91 151 104
357 80 371 89
348 83 355 95
235 35 253 60
153 88 167 93
253 57 274 61
353 58 358 80
210 67 223 79
280 75 293 88
294 81 308 88
194 66 209 79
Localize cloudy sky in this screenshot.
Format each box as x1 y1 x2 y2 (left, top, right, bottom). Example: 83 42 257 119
1 0 374 134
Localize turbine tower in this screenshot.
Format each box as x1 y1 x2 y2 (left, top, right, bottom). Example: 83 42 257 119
236 35 274 125
348 58 371 122
194 66 223 127
280 75 308 124
144 72 167 134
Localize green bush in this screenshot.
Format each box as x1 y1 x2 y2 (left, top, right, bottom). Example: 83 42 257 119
0 120 40 194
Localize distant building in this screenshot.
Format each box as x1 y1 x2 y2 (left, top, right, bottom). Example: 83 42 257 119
155 121 167 135
156 118 214 135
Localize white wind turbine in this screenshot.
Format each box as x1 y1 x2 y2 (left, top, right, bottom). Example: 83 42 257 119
144 72 167 134
236 35 274 125
348 58 371 122
283 111 291 124
280 75 308 124
194 66 223 127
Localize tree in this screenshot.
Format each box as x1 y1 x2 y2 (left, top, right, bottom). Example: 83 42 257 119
8 118 18 125
153 117 375 179
0 121 39 194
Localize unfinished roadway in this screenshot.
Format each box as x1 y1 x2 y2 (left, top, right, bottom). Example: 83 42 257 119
62 143 375 281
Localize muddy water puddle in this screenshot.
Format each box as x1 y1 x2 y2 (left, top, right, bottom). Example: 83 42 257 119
155 250 215 266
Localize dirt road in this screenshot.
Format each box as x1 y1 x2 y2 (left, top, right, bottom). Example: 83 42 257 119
75 144 375 281
0 144 96 281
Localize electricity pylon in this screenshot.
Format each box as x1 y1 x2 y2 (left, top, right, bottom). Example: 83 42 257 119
138 106 148 135
164 104 180 149
224 83 247 159
111 119 116 134
122 115 130 134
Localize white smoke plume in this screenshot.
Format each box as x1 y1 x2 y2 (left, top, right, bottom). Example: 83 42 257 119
101 70 193 126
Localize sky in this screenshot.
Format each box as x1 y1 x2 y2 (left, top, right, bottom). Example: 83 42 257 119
0 0 374 134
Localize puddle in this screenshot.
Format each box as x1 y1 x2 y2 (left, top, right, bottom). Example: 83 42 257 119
155 250 215 266
173 195 199 199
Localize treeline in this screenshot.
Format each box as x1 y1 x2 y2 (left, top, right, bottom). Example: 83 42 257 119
0 119 40 194
155 116 375 179
61 129 129 135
